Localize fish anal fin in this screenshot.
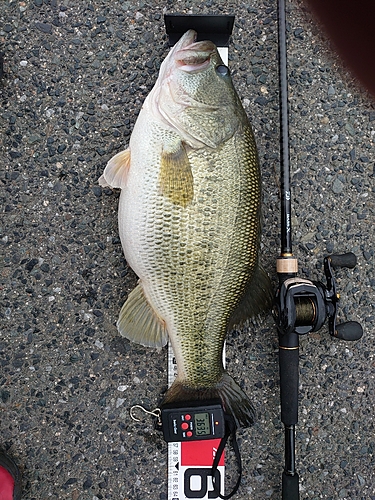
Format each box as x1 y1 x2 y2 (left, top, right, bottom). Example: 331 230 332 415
228 263 273 330
117 284 168 348
99 148 131 189
159 141 194 207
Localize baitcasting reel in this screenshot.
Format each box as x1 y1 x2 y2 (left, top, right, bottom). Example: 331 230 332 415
273 252 363 341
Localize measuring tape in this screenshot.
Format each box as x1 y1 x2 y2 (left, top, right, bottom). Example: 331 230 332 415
162 17 234 498
165 41 229 500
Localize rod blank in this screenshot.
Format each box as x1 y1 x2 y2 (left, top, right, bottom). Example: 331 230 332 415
277 0 292 256
277 0 300 498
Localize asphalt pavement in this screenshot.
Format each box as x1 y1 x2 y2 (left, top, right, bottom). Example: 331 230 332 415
1 0 374 499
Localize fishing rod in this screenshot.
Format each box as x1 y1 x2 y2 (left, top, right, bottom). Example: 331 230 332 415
273 0 363 498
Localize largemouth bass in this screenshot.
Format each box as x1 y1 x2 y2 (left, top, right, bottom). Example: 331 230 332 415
99 30 272 428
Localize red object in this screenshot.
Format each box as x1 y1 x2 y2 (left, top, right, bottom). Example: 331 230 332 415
0 453 21 500
181 422 189 430
0 466 15 500
181 439 224 466
185 414 192 421
304 0 375 96
186 431 193 437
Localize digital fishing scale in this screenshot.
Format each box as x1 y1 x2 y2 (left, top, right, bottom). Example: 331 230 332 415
163 15 235 500
161 399 225 443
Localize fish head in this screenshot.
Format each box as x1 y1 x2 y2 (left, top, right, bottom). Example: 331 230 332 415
151 30 246 148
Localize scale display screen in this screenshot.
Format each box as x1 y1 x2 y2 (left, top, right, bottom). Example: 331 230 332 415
194 412 210 436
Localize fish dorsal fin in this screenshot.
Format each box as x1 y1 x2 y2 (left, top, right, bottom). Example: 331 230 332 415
117 283 169 348
98 148 131 189
159 140 194 207
228 263 273 330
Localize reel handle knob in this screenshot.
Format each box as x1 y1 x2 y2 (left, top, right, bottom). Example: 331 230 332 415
335 321 363 341
328 252 357 269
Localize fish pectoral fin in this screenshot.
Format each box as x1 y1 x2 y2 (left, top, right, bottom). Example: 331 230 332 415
98 148 131 189
228 263 273 330
117 284 168 348
159 141 194 207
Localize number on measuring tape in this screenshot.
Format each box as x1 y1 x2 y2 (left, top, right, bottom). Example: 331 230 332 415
184 468 221 499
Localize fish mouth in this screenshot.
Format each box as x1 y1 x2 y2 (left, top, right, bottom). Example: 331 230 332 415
173 30 216 73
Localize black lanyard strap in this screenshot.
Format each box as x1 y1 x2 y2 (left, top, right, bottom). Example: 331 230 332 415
211 415 242 499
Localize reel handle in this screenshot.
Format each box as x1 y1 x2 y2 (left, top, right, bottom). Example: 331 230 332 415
324 254 363 341
335 321 363 341
329 252 357 269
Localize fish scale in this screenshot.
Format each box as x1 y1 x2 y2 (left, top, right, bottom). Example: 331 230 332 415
133 129 259 382
171 131 260 383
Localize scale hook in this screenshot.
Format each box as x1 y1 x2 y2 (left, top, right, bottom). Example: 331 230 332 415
130 405 161 424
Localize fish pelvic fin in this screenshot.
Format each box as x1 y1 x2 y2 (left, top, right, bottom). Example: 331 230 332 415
228 263 273 330
159 140 194 207
117 284 168 348
162 372 255 429
99 148 131 189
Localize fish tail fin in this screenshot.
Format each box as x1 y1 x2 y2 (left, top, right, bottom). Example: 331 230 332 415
162 372 255 429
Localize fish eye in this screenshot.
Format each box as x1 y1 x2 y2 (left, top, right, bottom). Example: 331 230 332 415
216 65 230 77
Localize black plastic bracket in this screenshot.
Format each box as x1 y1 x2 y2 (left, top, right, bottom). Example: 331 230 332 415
164 14 235 46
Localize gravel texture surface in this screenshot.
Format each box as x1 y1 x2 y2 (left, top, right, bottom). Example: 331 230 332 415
1 1 374 499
